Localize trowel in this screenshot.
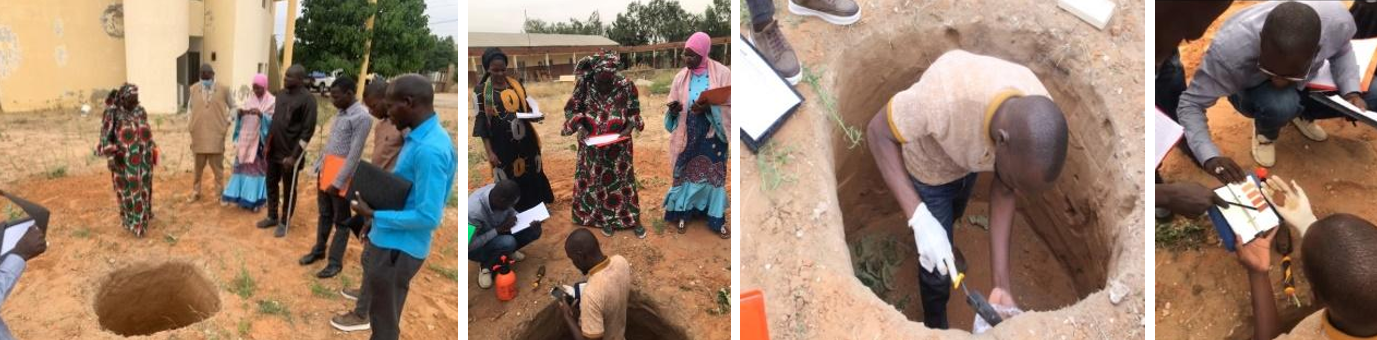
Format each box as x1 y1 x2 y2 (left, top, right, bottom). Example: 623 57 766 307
950 248 1004 327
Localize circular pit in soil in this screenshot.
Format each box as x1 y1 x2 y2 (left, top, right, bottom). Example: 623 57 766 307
829 23 1119 332
94 261 221 337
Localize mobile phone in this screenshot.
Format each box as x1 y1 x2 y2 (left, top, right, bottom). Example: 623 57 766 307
550 286 572 305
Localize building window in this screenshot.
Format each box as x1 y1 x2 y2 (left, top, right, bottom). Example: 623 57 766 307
211 52 216 61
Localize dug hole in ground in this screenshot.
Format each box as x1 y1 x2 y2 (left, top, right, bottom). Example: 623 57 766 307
741 0 1144 338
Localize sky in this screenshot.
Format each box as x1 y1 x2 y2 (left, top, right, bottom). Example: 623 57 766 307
273 0 460 46
467 0 715 33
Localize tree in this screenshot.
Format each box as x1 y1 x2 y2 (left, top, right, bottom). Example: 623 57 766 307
423 35 458 73
292 0 433 78
523 11 605 36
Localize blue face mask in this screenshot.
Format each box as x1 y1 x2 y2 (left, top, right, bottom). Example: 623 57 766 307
201 80 213 88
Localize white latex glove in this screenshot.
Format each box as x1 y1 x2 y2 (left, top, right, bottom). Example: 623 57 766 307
1261 175 1317 236
910 203 956 277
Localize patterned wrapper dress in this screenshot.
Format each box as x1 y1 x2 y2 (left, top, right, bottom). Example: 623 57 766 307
563 52 645 233
96 90 157 237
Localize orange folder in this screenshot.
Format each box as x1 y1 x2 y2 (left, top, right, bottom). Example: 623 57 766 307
698 86 730 105
742 289 770 340
318 154 352 197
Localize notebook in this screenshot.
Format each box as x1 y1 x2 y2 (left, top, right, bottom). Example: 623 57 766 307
584 133 629 147
698 86 731 105
1208 175 1281 251
510 203 549 234
1153 107 1183 168
518 98 544 120
1 219 33 257
735 34 804 152
318 154 353 197
1306 38 1377 92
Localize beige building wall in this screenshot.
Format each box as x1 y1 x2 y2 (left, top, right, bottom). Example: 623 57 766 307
125 0 189 114
0 1 128 113
202 0 273 103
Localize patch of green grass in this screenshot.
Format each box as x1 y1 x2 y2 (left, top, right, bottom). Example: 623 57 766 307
256 299 292 323
341 275 355 291
707 287 730 315
2 203 22 221
1156 217 1209 250
229 265 257 299
649 71 676 95
427 263 459 281
850 234 903 297
71 227 92 239
45 165 67 179
755 143 796 191
237 319 251 336
801 67 863 149
163 233 178 245
446 187 459 207
310 280 336 299
652 219 667 235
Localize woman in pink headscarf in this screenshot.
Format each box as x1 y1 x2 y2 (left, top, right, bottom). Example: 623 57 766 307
222 74 275 210
663 32 731 238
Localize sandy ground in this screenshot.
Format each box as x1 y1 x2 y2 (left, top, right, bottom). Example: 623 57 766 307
464 79 732 339
740 0 1145 338
0 93 461 339
1154 2 1373 339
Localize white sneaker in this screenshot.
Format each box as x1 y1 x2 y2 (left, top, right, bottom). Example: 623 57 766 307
477 268 493 289
1253 133 1276 167
1292 118 1328 141
512 250 526 262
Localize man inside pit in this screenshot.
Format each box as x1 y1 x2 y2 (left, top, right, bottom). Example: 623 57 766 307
865 49 1069 329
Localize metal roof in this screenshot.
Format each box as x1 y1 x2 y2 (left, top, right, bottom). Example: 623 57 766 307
468 32 619 48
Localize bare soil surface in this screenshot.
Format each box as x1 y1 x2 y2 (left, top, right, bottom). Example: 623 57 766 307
464 79 732 340
741 0 1145 338
0 94 461 339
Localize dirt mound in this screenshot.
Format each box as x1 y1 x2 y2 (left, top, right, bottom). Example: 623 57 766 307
513 290 690 340
94 261 220 336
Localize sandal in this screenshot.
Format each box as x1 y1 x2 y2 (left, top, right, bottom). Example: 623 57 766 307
718 224 730 239
676 220 686 234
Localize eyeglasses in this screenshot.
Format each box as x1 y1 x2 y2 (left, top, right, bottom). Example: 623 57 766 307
1258 49 1319 83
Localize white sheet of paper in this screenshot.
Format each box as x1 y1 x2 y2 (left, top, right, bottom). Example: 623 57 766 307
1308 38 1377 90
1323 94 1377 122
1214 177 1279 245
584 134 625 146
518 98 544 119
734 34 803 140
1 220 33 256
511 203 549 234
1153 108 1183 168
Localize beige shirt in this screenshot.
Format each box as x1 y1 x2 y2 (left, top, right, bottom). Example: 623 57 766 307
371 119 405 171
188 83 235 154
886 50 1051 185
1277 310 1377 340
580 255 631 340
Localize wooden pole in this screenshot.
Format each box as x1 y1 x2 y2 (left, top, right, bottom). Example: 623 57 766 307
355 0 377 99
281 0 300 83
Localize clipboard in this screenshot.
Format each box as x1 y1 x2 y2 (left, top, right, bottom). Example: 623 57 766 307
735 34 805 152
1207 175 1281 252
0 219 34 257
1306 92 1377 128
584 133 629 147
698 86 731 105
318 154 353 197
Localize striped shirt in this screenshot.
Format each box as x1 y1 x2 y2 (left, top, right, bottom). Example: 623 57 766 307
315 101 374 189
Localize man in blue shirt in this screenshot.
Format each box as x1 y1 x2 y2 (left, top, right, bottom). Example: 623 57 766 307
348 74 456 340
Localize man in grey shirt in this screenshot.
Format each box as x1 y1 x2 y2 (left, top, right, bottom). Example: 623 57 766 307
0 190 51 339
1178 1 1363 182
467 180 543 289
301 77 374 279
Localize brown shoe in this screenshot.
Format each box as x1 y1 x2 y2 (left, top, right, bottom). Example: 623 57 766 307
330 312 370 332
749 20 802 85
789 0 862 25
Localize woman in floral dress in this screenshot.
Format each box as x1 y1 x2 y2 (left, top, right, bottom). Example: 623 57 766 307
96 84 158 237
563 51 646 238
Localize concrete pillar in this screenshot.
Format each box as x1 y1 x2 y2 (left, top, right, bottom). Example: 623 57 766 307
355 0 376 99
281 0 299 83
124 0 189 114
